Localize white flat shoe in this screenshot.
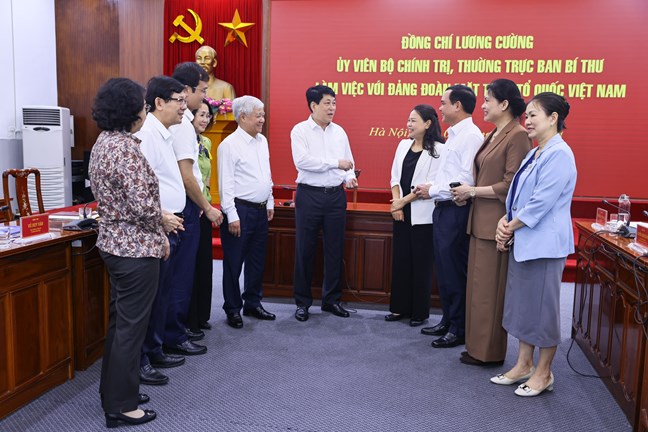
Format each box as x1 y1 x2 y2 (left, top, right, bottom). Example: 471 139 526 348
490 367 536 385
514 372 554 397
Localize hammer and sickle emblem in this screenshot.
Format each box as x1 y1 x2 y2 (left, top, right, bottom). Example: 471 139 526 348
169 9 204 44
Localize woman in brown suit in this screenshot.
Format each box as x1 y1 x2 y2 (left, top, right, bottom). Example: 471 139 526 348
451 78 532 366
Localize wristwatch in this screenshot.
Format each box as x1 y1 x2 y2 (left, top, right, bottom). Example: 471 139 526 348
470 187 476 198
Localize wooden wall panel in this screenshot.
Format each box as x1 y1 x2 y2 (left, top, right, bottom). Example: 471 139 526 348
56 0 164 160
55 0 119 159
118 0 164 86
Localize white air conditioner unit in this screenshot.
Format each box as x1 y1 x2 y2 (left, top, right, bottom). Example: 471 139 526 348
22 106 73 210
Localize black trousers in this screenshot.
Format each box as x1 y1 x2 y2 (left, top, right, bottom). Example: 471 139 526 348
99 252 159 413
220 203 269 314
389 219 434 320
293 184 347 307
188 213 214 329
164 198 200 345
432 202 470 336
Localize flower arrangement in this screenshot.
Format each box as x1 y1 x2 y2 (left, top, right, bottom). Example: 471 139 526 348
206 97 233 115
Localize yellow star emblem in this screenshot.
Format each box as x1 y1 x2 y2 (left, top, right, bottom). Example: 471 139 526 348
218 9 255 47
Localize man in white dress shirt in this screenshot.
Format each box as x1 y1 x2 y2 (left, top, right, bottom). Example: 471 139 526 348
415 84 483 348
291 85 357 322
218 96 276 329
136 76 189 385
163 62 223 355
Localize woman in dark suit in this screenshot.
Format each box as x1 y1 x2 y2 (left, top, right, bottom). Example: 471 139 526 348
451 79 531 366
90 78 173 427
386 105 445 326
491 92 576 396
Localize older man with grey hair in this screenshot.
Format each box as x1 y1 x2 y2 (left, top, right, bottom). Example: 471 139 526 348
217 95 275 328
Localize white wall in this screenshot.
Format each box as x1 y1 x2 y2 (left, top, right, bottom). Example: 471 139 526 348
0 0 57 203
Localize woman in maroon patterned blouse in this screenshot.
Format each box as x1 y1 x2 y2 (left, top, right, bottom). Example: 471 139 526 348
89 78 171 428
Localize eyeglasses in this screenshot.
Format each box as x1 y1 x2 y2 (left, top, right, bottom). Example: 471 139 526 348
193 86 208 95
166 97 188 106
145 104 151 114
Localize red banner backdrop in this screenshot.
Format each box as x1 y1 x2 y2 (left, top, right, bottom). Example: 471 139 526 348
268 0 648 199
163 0 262 98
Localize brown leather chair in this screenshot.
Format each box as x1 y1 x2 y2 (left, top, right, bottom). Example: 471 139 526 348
2 168 45 220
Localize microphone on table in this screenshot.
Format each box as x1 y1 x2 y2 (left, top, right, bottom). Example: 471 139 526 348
82 201 96 218
602 200 630 225
601 200 635 238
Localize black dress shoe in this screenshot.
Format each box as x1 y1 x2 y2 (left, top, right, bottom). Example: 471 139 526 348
409 318 426 327
163 340 207 356
243 305 276 320
421 322 449 336
385 313 406 322
186 328 205 341
149 353 185 369
459 353 504 367
321 302 350 317
199 321 212 330
139 393 150 404
295 306 309 322
105 409 156 428
139 364 169 386
227 313 244 329
431 332 465 348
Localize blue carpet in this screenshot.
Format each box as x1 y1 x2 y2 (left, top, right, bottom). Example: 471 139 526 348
0 262 631 431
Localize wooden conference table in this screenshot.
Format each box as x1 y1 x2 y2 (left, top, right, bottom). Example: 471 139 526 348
0 210 109 419
573 221 648 431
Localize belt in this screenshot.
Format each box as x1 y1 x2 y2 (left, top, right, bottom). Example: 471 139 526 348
234 197 267 209
298 183 344 194
434 199 472 207
434 200 454 208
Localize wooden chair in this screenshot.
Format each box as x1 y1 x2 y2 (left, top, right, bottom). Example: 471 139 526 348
2 168 45 220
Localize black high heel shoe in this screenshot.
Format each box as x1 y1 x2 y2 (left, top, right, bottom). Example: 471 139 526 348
105 409 156 428
385 313 406 322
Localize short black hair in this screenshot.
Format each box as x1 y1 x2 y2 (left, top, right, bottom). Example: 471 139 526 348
144 76 185 113
306 85 336 112
172 62 209 89
486 79 526 118
529 92 571 132
92 77 145 132
446 84 477 114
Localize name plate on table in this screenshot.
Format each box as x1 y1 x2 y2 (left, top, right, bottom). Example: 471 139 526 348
21 214 50 238
592 207 608 230
637 224 648 249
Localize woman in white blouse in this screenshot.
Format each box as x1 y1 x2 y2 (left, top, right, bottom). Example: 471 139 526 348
387 105 445 326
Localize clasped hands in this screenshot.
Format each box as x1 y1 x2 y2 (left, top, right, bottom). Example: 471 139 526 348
338 159 358 189
495 216 513 252
162 211 184 235
390 197 406 221
450 184 472 206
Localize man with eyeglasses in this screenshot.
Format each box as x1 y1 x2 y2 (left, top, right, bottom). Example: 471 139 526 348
136 75 190 386
161 62 223 358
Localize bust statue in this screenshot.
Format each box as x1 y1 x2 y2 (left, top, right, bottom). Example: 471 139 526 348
195 45 236 101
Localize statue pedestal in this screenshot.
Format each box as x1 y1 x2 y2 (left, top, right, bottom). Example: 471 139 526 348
203 112 236 204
